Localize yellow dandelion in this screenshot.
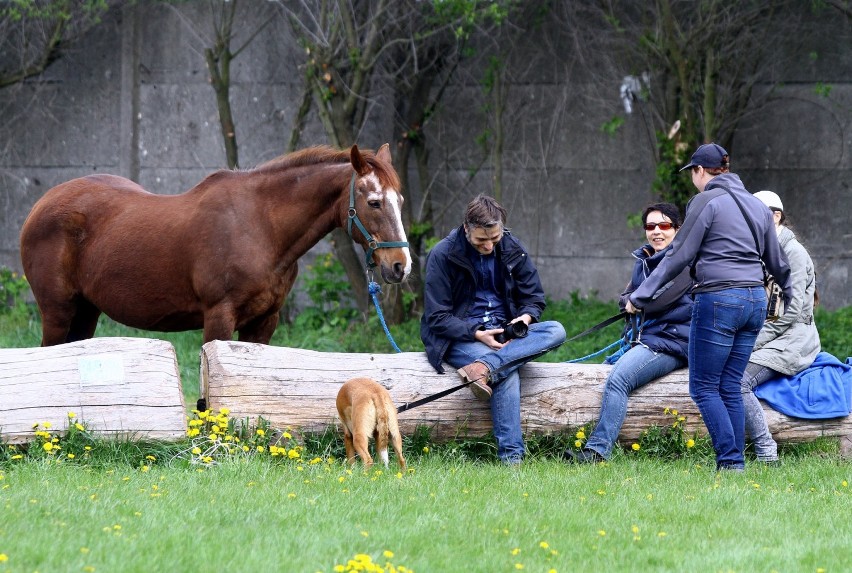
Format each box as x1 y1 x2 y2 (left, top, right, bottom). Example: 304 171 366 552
842 480 848 487
68 412 77 419
598 530 606 536
574 439 582 448
515 564 524 570
422 446 430 453
632 443 640 451
75 423 85 431
383 550 394 559
686 439 695 448
283 431 292 439
67 454 76 459
219 407 230 415
511 548 521 556
658 531 667 537
43 442 53 452
575 430 585 439
256 429 266 437
671 409 678 416
0 554 7 562
288 493 296 499
539 541 550 549
191 447 202 455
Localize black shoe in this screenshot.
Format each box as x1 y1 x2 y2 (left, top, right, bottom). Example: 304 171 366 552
563 448 604 464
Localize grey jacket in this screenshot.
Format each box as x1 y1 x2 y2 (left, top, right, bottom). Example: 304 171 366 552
630 173 792 308
749 226 821 375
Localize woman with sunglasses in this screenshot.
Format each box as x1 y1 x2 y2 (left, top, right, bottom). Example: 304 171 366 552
626 143 792 472
740 190 820 464
565 203 693 463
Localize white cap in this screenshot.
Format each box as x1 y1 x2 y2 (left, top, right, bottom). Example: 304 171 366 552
753 190 784 212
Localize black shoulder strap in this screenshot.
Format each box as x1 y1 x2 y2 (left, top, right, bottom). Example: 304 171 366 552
721 186 760 253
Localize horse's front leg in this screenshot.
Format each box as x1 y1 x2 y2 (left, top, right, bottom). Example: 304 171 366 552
237 264 299 344
202 305 238 343
237 312 280 345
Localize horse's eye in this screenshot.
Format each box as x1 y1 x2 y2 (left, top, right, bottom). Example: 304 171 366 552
368 200 381 209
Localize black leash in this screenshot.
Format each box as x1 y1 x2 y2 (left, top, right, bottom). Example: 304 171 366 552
397 311 629 414
397 379 473 414
564 311 628 342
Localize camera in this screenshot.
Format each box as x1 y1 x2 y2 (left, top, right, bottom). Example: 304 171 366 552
494 321 528 343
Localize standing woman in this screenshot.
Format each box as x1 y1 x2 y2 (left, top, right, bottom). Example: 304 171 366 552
741 190 820 463
565 203 693 463
626 143 792 472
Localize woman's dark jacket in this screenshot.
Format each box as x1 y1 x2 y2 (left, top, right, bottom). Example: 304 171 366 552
420 227 546 373
618 244 693 361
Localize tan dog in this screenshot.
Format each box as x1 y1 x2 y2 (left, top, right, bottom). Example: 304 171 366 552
336 377 406 472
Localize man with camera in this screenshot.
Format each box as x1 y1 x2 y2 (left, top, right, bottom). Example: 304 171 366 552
420 194 566 465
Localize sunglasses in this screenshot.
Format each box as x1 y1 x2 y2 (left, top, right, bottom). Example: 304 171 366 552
644 222 675 231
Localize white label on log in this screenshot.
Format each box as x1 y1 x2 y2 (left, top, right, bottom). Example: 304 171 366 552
79 354 126 386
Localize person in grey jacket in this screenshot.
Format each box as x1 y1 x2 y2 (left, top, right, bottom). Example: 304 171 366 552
625 143 792 472
741 190 821 463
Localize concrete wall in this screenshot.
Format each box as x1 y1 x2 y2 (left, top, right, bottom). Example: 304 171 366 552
1 2 850 310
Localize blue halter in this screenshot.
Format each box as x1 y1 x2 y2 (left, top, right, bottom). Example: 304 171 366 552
346 171 409 269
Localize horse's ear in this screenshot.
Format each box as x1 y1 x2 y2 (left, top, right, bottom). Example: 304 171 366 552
350 144 370 176
376 143 392 164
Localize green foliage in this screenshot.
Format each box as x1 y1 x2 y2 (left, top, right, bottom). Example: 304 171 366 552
601 115 625 135
429 0 513 39
293 253 359 331
814 82 832 97
0 266 31 315
651 131 694 213
1 0 107 21
634 408 713 461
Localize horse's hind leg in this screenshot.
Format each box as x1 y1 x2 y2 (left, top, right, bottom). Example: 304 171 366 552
40 297 101 345
66 299 102 343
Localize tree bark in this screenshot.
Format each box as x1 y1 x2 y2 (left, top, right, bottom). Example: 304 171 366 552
0 338 187 444
200 341 852 453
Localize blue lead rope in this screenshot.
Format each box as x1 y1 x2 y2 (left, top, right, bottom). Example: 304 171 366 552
368 281 403 353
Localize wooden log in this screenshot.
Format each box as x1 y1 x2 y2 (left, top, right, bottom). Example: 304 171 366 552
0 337 187 444
201 341 852 453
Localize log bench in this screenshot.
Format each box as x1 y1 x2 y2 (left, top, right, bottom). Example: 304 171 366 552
0 337 187 444
200 341 852 456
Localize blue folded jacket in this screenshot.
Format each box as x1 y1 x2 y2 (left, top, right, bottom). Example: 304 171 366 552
754 352 852 419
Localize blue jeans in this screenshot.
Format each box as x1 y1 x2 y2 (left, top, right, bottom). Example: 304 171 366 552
689 287 766 470
445 320 566 463
585 345 684 459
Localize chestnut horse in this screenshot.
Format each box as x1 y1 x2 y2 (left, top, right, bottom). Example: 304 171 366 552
20 144 411 346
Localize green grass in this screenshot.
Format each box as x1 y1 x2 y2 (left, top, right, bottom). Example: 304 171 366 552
2 298 852 571
1 455 850 572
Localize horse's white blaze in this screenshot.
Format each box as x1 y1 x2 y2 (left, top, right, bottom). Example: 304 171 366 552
384 189 412 278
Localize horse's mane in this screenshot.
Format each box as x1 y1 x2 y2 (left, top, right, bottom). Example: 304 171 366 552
254 145 400 189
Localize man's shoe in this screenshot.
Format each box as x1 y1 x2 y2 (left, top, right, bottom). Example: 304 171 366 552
563 448 604 464
457 361 492 401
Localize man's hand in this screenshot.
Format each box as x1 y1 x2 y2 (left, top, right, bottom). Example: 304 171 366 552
625 301 640 314
474 327 507 350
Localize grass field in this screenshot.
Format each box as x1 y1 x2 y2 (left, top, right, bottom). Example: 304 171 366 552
2 293 851 572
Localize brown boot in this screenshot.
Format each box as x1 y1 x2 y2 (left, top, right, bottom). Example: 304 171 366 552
458 361 492 401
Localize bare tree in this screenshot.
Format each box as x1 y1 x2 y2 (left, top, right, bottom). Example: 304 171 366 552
0 0 114 89
274 0 515 318
553 0 803 210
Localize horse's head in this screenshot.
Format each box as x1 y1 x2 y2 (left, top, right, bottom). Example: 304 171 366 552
346 144 411 284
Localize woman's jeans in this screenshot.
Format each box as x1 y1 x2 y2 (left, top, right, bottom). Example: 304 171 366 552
740 362 780 461
689 287 766 470
445 321 566 463
585 345 684 459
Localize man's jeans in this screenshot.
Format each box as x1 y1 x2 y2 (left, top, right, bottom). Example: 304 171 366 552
585 345 684 459
445 321 566 463
740 362 780 461
689 287 766 470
